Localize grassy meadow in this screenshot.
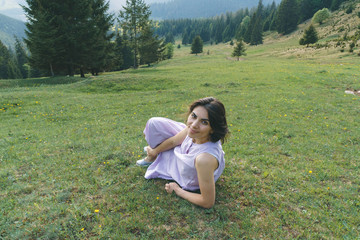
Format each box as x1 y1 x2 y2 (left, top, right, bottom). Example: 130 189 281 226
1 33 360 239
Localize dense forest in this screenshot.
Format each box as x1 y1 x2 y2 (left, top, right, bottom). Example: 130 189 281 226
155 0 351 45
0 0 356 80
150 0 281 20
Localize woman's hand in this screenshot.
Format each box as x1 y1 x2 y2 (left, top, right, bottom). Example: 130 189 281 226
165 182 180 194
146 146 158 162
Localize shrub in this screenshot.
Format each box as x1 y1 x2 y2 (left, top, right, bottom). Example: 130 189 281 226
346 5 354 14
349 41 355 53
312 8 331 25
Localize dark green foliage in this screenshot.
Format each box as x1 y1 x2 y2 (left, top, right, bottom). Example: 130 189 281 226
345 4 354 14
200 28 211 42
150 0 282 19
263 2 277 31
14 37 28 78
242 1 264 45
119 0 151 69
330 0 346 11
163 43 174 60
235 16 250 41
155 2 282 45
250 1 264 46
113 33 134 71
86 0 115 76
111 34 124 71
349 41 355 52
0 40 22 79
276 0 299 34
222 26 232 42
213 16 225 44
164 32 175 44
182 31 189 45
299 24 319 46
244 13 257 43
299 0 329 22
232 39 247 60
153 0 345 47
191 35 203 55
138 25 164 66
251 17 263 45
23 0 114 76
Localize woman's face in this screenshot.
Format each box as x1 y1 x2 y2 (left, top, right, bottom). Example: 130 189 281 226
187 106 213 144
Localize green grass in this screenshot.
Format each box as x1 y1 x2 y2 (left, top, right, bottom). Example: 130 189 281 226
1 38 360 239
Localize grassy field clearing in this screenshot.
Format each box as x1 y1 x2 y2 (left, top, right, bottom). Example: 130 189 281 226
1 36 359 239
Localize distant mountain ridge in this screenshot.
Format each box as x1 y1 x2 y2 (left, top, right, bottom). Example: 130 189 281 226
150 0 282 20
0 13 26 48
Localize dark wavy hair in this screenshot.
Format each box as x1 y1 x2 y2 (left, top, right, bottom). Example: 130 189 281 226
188 97 229 144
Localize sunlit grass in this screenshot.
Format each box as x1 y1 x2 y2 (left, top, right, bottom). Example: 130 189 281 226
1 36 359 238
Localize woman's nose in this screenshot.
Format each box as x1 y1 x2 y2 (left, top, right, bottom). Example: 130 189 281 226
191 120 199 128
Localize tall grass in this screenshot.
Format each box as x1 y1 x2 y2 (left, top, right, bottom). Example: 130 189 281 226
1 39 359 239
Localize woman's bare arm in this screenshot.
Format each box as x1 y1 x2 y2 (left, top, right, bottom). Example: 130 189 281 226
165 153 218 208
146 127 188 160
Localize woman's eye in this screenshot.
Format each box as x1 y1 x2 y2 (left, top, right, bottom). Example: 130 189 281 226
191 113 196 118
202 120 208 125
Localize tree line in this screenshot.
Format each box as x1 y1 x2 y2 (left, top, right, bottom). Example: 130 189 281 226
156 0 350 46
0 0 352 79
0 37 32 80
150 0 280 20
0 0 173 79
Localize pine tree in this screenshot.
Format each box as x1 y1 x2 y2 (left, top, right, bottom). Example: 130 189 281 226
263 1 277 31
232 39 247 60
330 0 345 11
120 34 135 70
112 33 125 71
23 0 113 76
23 2 58 76
163 43 174 60
222 25 232 43
119 0 151 68
213 17 225 44
138 25 164 66
165 33 175 44
113 33 134 70
299 24 318 46
191 35 203 55
299 0 323 22
0 40 22 79
250 1 264 46
0 40 11 79
276 0 299 35
14 37 28 78
235 16 250 41
86 0 114 76
244 13 256 43
182 31 189 45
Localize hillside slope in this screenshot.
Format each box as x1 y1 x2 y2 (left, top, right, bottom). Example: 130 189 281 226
259 2 360 60
0 13 26 48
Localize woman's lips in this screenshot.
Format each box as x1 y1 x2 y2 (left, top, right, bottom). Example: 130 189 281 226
189 128 197 134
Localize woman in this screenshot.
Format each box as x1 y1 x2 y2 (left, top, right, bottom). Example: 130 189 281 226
136 97 229 208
